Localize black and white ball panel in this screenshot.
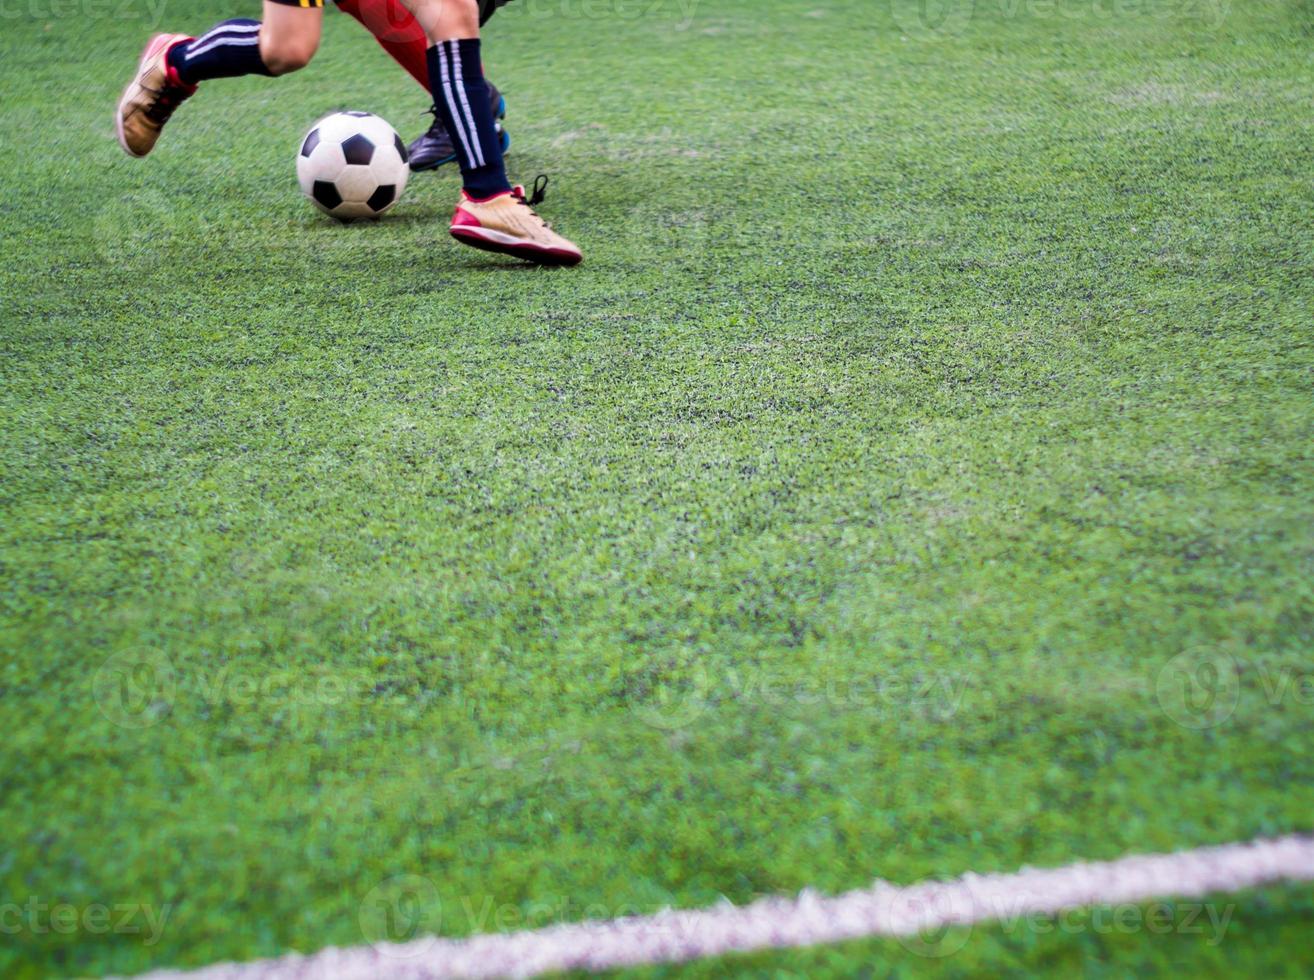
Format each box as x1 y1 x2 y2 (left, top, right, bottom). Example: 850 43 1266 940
296 112 409 221
341 134 375 167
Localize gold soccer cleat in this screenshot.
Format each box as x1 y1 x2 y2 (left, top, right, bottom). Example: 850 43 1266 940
449 178 582 266
116 33 196 158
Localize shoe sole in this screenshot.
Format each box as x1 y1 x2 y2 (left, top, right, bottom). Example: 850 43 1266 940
410 97 510 173
449 225 582 267
116 34 175 158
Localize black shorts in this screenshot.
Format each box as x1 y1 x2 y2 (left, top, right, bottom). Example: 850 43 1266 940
479 0 514 23
302 0 514 19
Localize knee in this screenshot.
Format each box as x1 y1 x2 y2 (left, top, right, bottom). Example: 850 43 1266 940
411 0 480 39
262 37 318 75
410 0 476 15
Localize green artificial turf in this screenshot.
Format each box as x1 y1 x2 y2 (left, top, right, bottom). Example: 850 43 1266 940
3 0 1314 975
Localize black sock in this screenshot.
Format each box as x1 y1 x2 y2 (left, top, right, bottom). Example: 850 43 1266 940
168 19 273 85
426 39 511 199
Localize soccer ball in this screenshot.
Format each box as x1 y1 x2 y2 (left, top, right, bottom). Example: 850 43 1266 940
297 111 410 222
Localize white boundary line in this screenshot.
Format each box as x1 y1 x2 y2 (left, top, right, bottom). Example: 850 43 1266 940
137 835 1314 980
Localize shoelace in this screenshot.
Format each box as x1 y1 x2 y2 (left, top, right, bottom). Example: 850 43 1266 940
517 174 550 208
144 85 188 125
509 175 553 230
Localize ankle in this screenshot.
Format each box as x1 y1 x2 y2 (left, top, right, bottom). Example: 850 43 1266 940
163 39 197 90
462 186 512 203
462 172 513 202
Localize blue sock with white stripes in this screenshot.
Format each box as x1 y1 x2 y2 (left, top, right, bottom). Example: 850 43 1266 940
425 39 510 199
167 19 272 85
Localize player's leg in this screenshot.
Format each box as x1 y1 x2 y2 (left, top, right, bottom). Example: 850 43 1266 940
334 0 427 85
333 0 507 172
255 2 324 75
398 0 581 264
408 86 507 172
116 1 323 158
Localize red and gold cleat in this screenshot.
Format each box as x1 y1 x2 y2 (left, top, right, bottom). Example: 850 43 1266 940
449 178 582 266
116 33 196 158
